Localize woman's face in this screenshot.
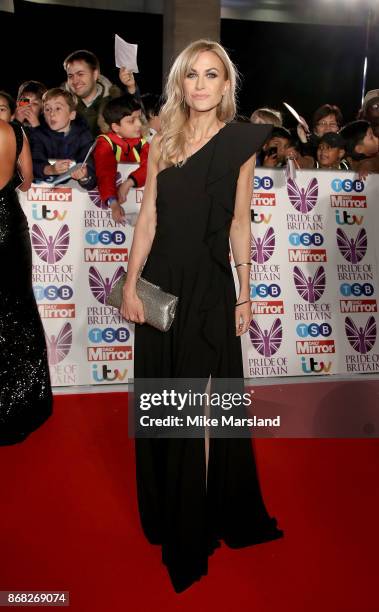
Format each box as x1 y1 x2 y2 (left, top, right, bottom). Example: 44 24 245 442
183 50 229 114
314 113 339 137
0 96 13 122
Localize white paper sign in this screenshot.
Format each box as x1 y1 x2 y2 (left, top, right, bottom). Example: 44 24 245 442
115 34 139 73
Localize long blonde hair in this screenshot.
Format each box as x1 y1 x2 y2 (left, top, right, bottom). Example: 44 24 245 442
160 40 238 165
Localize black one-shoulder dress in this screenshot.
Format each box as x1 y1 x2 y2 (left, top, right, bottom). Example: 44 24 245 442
134 122 283 592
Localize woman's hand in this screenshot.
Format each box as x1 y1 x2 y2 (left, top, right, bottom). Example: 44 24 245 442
235 299 252 336
120 285 145 324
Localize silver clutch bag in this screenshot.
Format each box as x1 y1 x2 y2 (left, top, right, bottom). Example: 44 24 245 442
106 273 178 332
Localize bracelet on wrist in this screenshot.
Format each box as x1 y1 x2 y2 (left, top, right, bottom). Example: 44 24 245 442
234 262 252 268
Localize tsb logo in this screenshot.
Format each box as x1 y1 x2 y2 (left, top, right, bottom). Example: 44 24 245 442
85 230 126 245
331 179 364 193
251 284 281 298
88 327 130 343
289 233 324 247
33 285 73 301
296 323 332 338
340 283 374 297
254 176 273 190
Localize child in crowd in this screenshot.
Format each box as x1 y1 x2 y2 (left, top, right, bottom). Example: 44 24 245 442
94 94 149 223
0 91 16 122
262 127 313 169
315 132 350 170
30 88 96 189
340 120 379 178
141 93 162 142
14 81 47 130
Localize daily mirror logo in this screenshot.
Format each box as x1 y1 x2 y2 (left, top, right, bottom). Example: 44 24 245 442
27 187 72 202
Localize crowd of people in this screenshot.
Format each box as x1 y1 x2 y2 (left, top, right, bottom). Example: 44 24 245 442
1 47 379 220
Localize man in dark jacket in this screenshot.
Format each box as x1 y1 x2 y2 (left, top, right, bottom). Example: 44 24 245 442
30 88 96 190
63 49 138 137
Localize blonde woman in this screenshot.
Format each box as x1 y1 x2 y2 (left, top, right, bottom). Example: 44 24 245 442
122 40 283 592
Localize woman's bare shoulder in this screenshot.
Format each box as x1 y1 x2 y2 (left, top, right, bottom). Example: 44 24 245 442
0 119 13 141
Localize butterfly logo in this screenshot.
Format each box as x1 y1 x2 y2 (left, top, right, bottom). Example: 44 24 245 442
89 266 125 304
345 316 376 354
251 226 275 263
31 224 70 263
46 322 72 365
293 266 326 303
287 177 318 213
249 318 282 357
88 172 123 209
336 228 367 264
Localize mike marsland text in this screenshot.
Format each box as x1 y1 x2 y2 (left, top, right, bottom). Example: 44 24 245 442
138 415 281 428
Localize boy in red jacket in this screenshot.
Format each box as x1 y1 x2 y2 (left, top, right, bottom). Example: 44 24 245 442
94 94 149 222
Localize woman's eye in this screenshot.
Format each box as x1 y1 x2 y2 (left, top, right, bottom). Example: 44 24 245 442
186 73 196 79
207 73 217 78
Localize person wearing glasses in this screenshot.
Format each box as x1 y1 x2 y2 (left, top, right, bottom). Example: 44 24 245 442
297 103 344 160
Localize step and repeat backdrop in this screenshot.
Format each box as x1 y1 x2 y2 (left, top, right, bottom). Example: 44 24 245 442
19 166 379 386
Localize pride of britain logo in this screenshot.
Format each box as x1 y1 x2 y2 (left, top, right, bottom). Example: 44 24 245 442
249 318 282 357
287 177 318 213
88 266 125 304
251 227 275 263
46 322 72 365
345 316 377 354
336 228 367 264
293 265 326 303
31 224 70 263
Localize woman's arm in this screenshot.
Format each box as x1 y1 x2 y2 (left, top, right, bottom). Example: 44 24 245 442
120 135 160 323
229 153 255 336
17 132 33 192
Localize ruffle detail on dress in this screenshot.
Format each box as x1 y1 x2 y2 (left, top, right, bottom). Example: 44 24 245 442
198 122 273 350
204 121 273 275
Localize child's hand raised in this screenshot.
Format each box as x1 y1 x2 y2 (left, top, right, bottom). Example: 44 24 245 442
118 178 134 204
119 68 136 94
110 201 125 224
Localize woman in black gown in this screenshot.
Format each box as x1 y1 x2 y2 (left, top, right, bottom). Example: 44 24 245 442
0 120 52 445
121 40 283 592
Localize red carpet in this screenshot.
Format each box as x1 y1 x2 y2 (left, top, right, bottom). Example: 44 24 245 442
0 392 378 611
